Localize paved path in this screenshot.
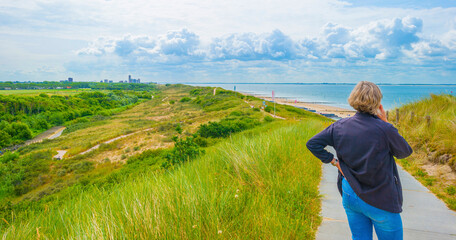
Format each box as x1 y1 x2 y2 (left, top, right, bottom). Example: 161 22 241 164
48 127 66 139
79 128 154 155
24 126 66 145
53 150 67 160
317 147 456 240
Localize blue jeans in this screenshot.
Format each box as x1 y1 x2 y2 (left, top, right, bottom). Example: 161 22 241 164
342 178 403 240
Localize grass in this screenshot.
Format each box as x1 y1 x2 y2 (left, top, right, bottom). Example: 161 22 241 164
0 84 331 239
389 94 456 210
1 120 325 239
0 89 94 96
390 94 456 156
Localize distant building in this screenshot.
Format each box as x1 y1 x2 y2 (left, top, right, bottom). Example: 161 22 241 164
128 75 140 83
68 77 73 82
109 80 113 83
104 79 108 83
100 80 103 83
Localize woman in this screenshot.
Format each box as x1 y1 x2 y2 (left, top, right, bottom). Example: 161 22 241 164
306 81 412 240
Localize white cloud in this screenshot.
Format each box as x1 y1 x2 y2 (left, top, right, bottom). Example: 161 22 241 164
76 17 455 65
1 1 456 83
209 30 298 60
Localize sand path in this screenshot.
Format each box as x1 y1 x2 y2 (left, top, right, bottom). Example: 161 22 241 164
78 128 154 156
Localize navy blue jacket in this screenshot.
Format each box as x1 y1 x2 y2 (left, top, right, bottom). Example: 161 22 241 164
306 112 413 213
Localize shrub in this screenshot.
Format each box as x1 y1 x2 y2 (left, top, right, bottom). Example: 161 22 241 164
264 116 275 122
0 130 11 148
99 142 120 151
175 124 183 134
197 117 260 138
50 113 65 125
56 169 67 177
189 89 203 96
414 169 427 177
162 136 203 168
193 136 208 147
10 122 32 140
28 150 53 161
0 151 19 164
230 111 242 116
169 100 175 104
69 161 94 174
446 186 456 195
179 97 191 103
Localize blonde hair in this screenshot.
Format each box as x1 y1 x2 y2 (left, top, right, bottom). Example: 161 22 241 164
348 81 383 115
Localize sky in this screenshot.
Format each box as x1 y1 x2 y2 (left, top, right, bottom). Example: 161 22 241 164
0 0 456 84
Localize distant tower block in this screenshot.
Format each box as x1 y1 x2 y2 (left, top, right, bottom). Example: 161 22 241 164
68 77 73 82
128 75 141 83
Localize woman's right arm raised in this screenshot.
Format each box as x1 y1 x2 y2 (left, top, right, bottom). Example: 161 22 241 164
386 125 413 159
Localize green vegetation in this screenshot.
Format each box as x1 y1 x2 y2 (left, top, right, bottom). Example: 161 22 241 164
180 96 192 102
198 111 261 138
390 94 456 210
0 81 157 92
162 135 203 168
0 90 154 148
1 121 325 239
0 83 330 239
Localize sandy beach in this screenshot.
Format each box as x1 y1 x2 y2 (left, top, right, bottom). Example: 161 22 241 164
254 95 356 118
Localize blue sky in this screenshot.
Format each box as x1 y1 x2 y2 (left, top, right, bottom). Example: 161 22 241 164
0 0 455 83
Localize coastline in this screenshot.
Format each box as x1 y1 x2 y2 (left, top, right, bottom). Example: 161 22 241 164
244 93 356 119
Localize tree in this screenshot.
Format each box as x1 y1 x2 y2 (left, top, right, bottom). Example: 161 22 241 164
0 130 11 148
11 122 32 140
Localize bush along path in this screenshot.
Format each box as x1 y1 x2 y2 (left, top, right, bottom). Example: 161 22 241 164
1 126 66 153
243 100 285 119
316 147 456 240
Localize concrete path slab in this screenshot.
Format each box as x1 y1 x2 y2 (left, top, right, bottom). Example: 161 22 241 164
316 147 456 240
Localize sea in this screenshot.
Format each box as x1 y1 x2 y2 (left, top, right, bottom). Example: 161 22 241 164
189 83 456 110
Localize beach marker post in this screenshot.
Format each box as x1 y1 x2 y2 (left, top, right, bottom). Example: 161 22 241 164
396 109 400 124
426 115 431 126
272 90 276 117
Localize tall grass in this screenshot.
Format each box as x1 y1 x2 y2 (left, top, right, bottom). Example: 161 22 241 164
389 94 456 210
1 120 325 239
390 94 456 157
